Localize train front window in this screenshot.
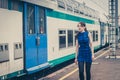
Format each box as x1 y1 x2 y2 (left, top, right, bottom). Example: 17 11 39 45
27 4 35 34
39 7 46 34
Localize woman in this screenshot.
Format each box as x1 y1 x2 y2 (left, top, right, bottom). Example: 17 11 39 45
75 22 94 80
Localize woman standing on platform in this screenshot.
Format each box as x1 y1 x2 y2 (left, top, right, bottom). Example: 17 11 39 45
75 22 94 80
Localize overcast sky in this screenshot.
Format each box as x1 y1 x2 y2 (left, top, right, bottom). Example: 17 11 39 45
77 0 120 16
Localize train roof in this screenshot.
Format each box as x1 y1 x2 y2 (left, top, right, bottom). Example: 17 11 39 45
21 0 100 20
21 0 57 9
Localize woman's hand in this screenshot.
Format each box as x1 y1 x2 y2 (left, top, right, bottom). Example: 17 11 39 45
74 58 78 64
92 55 95 61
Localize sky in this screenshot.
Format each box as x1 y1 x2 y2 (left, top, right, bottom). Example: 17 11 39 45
77 0 120 16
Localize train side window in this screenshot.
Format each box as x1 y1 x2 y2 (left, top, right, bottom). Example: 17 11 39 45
27 4 35 34
15 44 19 49
0 45 4 52
93 31 96 42
74 8 79 14
59 30 66 49
39 7 46 34
89 31 93 37
96 31 98 41
0 0 8 9
66 4 73 12
68 30 73 47
19 43 22 49
79 4 84 15
57 0 65 9
74 30 79 46
5 45 8 50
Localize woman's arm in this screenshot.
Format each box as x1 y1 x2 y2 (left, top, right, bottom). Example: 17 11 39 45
88 32 95 60
75 39 79 58
75 39 79 64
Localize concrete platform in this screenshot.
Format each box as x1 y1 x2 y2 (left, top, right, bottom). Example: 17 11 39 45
91 49 120 80
38 48 120 80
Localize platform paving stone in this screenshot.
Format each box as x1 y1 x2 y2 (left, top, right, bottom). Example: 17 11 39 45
39 49 120 80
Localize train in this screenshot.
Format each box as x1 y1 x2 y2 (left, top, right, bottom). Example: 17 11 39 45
0 0 109 79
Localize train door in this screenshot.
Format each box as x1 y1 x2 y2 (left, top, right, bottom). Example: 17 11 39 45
24 3 48 73
37 7 47 65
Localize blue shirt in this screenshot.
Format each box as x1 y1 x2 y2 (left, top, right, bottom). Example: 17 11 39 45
77 31 92 62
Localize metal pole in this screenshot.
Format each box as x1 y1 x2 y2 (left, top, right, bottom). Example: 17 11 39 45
109 0 118 58
115 0 118 48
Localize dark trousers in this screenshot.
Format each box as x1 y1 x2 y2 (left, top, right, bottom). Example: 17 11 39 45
78 62 92 80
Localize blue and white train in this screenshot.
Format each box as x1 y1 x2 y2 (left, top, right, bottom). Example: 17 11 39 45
0 0 109 79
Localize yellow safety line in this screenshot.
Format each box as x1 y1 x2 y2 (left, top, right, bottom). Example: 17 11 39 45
59 68 78 80
94 50 109 60
58 49 109 80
